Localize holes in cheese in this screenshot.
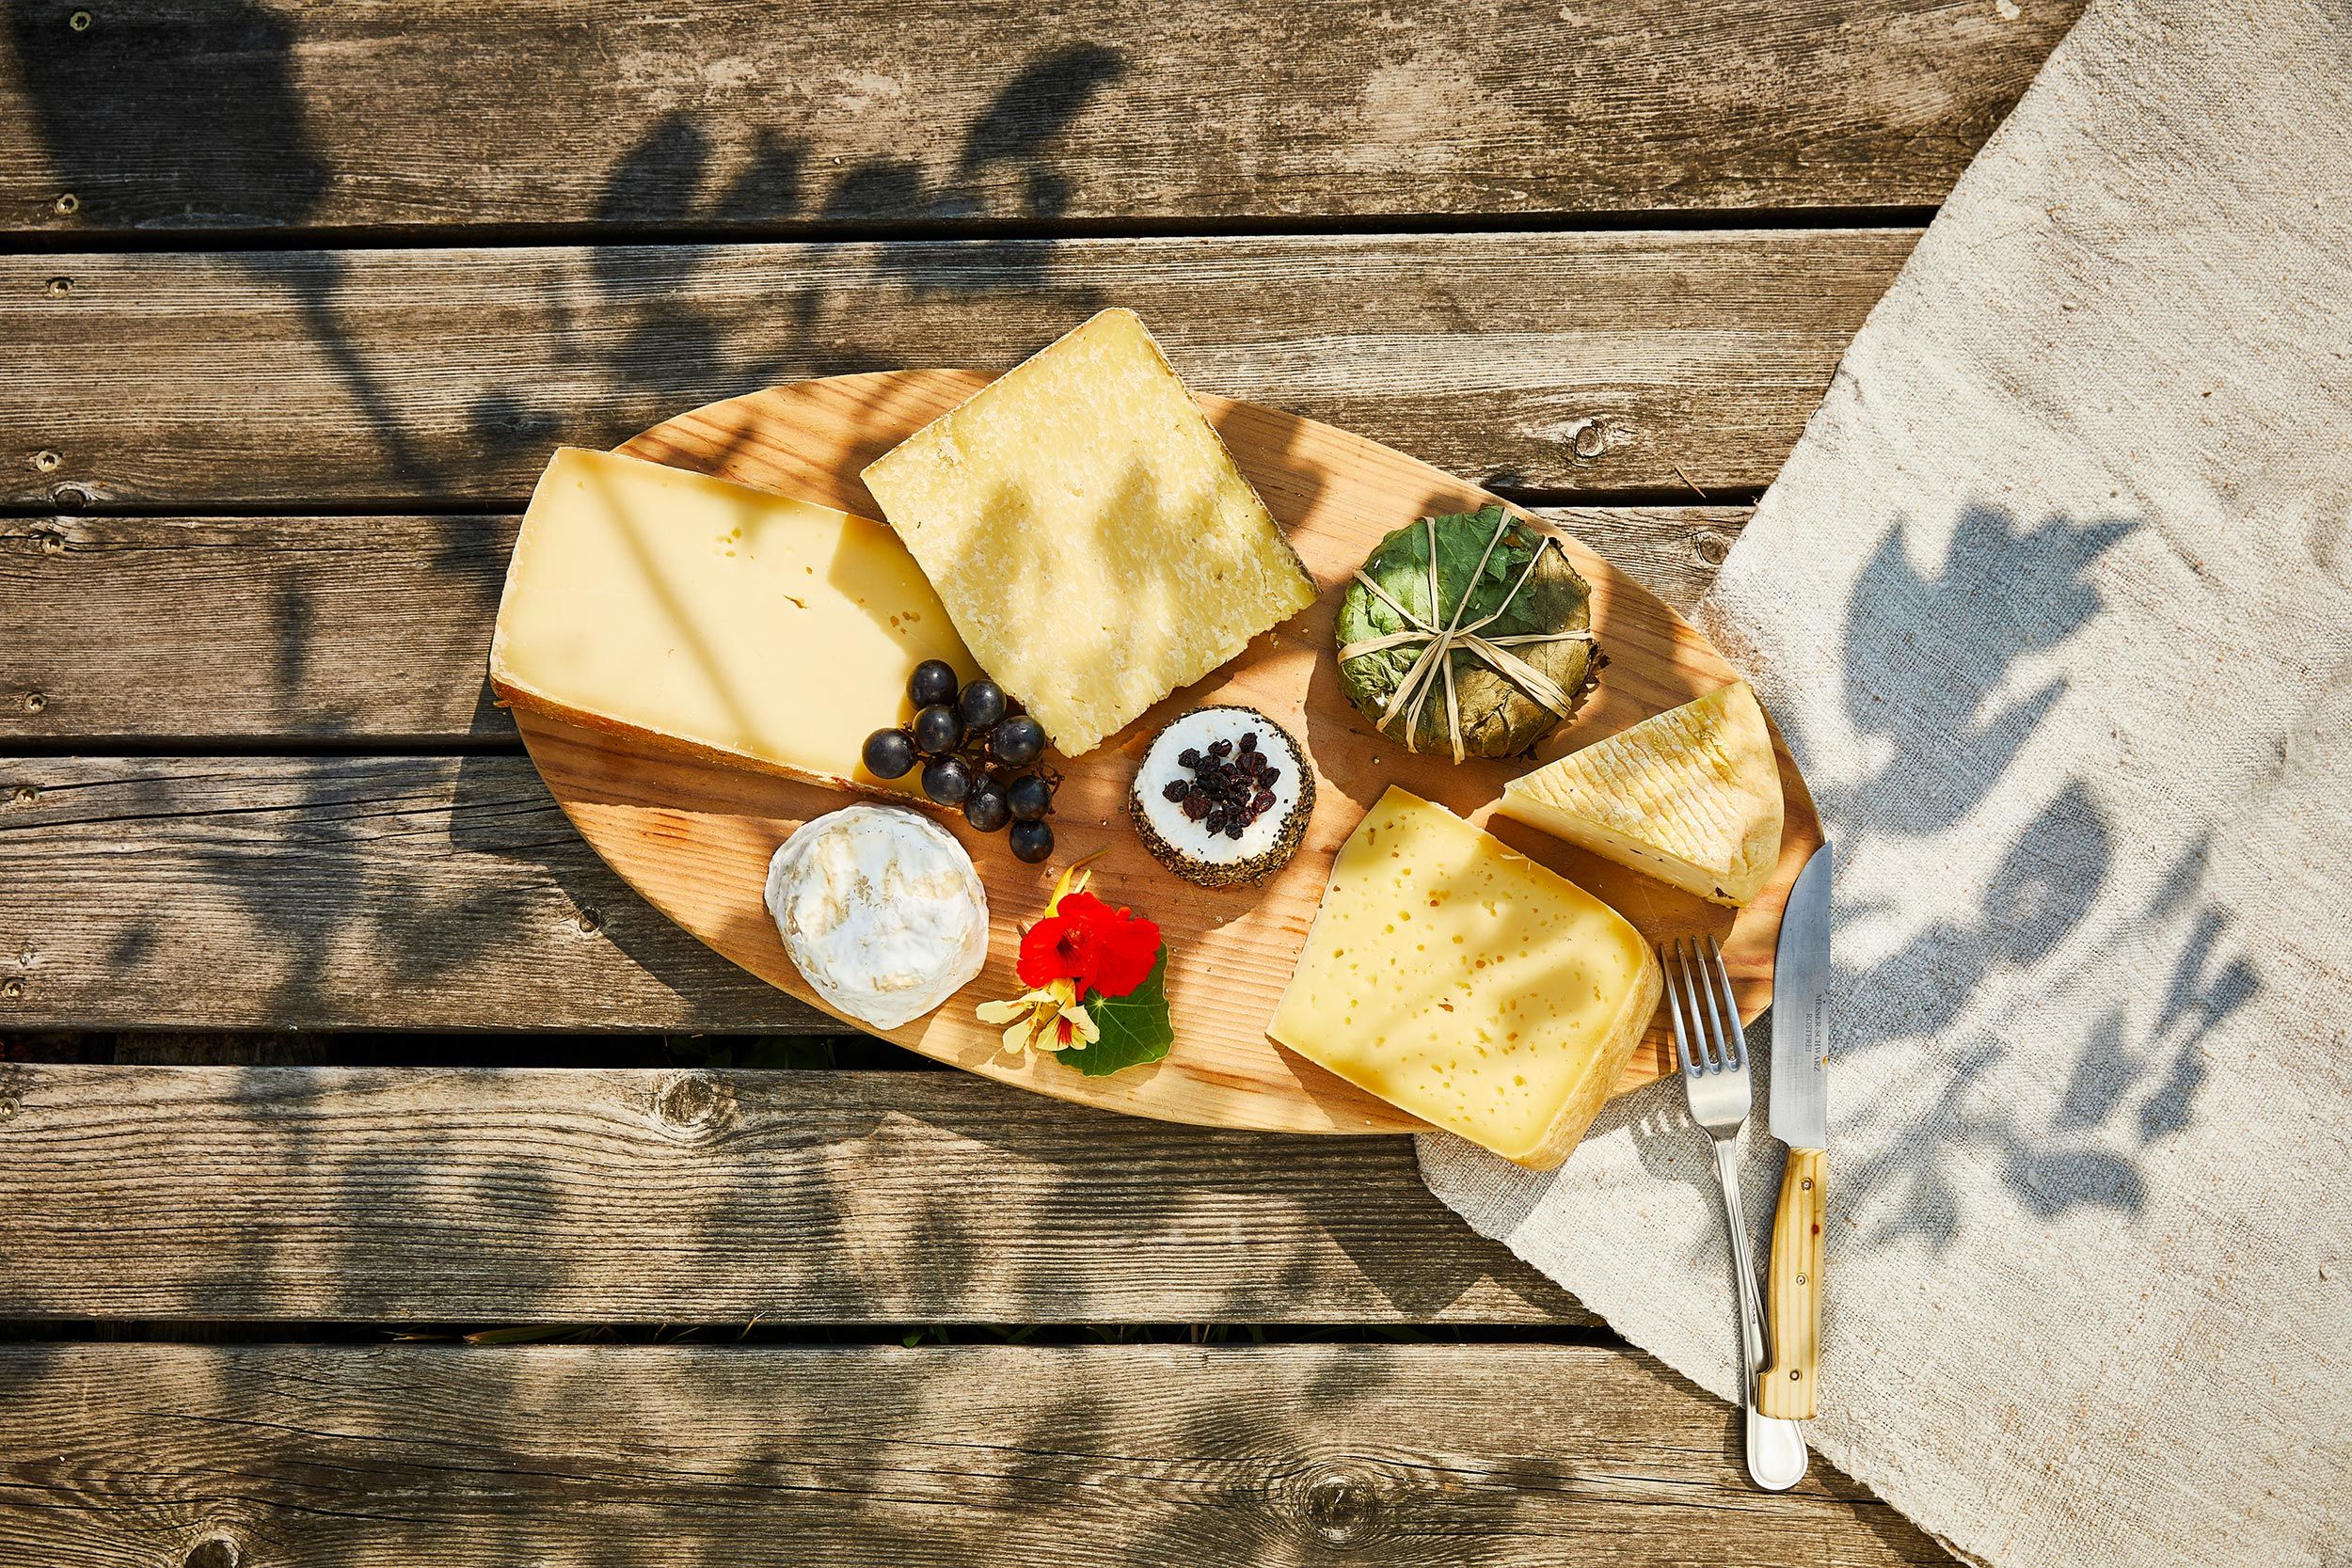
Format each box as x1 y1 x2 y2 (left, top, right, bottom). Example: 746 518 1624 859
1268 788 1662 1169
488 447 978 790
1497 681 1784 908
859 309 1319 759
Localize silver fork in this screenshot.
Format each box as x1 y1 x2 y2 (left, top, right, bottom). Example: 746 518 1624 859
1664 935 1809 1492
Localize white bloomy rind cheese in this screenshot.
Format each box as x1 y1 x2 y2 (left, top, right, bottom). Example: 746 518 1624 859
488 447 976 790
1269 788 1662 1169
1498 680 1784 908
765 805 988 1030
859 309 1319 758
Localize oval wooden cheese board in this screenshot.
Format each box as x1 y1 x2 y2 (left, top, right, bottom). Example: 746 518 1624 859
512 370 1822 1134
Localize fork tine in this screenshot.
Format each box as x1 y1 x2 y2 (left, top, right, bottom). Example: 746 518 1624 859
1690 934 1733 1072
1661 942 1698 1078
1675 938 1721 1072
1704 935 1746 1071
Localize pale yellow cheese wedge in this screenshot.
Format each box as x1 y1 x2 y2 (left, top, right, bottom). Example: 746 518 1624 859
488 447 977 790
860 308 1318 758
1269 788 1662 1169
1499 681 1784 908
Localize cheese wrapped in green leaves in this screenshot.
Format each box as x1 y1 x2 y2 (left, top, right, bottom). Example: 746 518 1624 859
1334 505 1600 761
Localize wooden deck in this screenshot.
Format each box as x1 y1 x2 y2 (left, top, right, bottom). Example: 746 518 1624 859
0 3 2079 1560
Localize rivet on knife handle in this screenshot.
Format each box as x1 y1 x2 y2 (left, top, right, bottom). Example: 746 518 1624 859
1758 1147 1824 1420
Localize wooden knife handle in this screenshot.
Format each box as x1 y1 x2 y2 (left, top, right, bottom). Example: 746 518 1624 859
1757 1148 1824 1420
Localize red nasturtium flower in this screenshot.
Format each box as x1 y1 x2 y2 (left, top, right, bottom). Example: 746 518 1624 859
1016 891 1160 1000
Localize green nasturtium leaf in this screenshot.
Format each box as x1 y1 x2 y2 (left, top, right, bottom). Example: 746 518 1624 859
1065 945 1173 1076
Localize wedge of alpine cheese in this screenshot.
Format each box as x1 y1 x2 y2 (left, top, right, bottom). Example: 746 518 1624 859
1498 681 1784 907
488 447 977 790
1269 788 1662 1169
859 309 1318 758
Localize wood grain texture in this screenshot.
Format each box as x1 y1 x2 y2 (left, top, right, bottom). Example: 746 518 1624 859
0 1064 1582 1324
0 0 2077 236
0 509 1745 743
538 372 1819 1133
0 233 1915 507
0 752 827 1032
0 1341 1957 1566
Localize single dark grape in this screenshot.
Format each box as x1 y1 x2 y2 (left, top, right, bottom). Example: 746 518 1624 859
963 780 1010 833
1161 779 1190 803
862 727 916 780
1177 747 1201 768
1182 793 1212 822
957 678 1007 730
991 714 1047 766
911 704 964 755
921 755 973 807
1009 818 1055 864
1237 732 1258 753
909 658 960 708
1006 773 1055 822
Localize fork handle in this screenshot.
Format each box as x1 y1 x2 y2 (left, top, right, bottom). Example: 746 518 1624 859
1758 1148 1825 1419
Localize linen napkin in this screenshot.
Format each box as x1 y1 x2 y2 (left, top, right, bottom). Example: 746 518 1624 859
1419 2 2352 1563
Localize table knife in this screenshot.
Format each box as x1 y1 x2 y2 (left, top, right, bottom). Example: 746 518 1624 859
1759 843 1832 1419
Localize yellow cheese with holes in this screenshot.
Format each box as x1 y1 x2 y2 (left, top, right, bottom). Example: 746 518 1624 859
488 447 977 790
1499 681 1783 907
860 309 1318 758
1269 788 1662 1168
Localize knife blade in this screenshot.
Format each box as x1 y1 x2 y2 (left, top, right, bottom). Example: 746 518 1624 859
1758 841 1831 1420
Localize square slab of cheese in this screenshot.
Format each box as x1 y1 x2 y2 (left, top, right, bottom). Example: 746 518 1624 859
860 309 1318 758
1270 788 1663 1169
489 447 977 790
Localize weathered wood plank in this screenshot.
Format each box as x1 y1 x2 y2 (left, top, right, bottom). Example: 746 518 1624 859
0 233 1914 506
0 1342 1956 1565
0 0 2076 236
0 753 821 1032
0 505 1748 740
0 1064 1580 1324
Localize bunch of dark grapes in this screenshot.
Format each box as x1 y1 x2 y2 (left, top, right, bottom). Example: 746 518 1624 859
863 660 1060 863
1160 731 1280 840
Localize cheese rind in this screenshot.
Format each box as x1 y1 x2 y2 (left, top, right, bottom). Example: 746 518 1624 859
1268 788 1662 1169
859 309 1319 758
488 447 976 790
1498 681 1784 907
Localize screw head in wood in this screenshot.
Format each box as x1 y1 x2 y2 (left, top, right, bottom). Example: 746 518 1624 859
53 192 78 215
68 9 93 31
1 978 24 1000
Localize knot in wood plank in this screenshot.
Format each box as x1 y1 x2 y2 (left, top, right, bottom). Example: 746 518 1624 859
652 1070 736 1140
185 1535 240 1568
1295 1459 1393 1547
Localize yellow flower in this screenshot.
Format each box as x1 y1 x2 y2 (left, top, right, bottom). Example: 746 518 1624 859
977 977 1101 1056
977 850 1107 1058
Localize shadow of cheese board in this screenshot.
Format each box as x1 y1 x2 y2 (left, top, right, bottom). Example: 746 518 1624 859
511 369 1823 1134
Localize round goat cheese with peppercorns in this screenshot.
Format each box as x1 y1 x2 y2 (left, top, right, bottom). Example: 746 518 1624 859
1128 705 1314 889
